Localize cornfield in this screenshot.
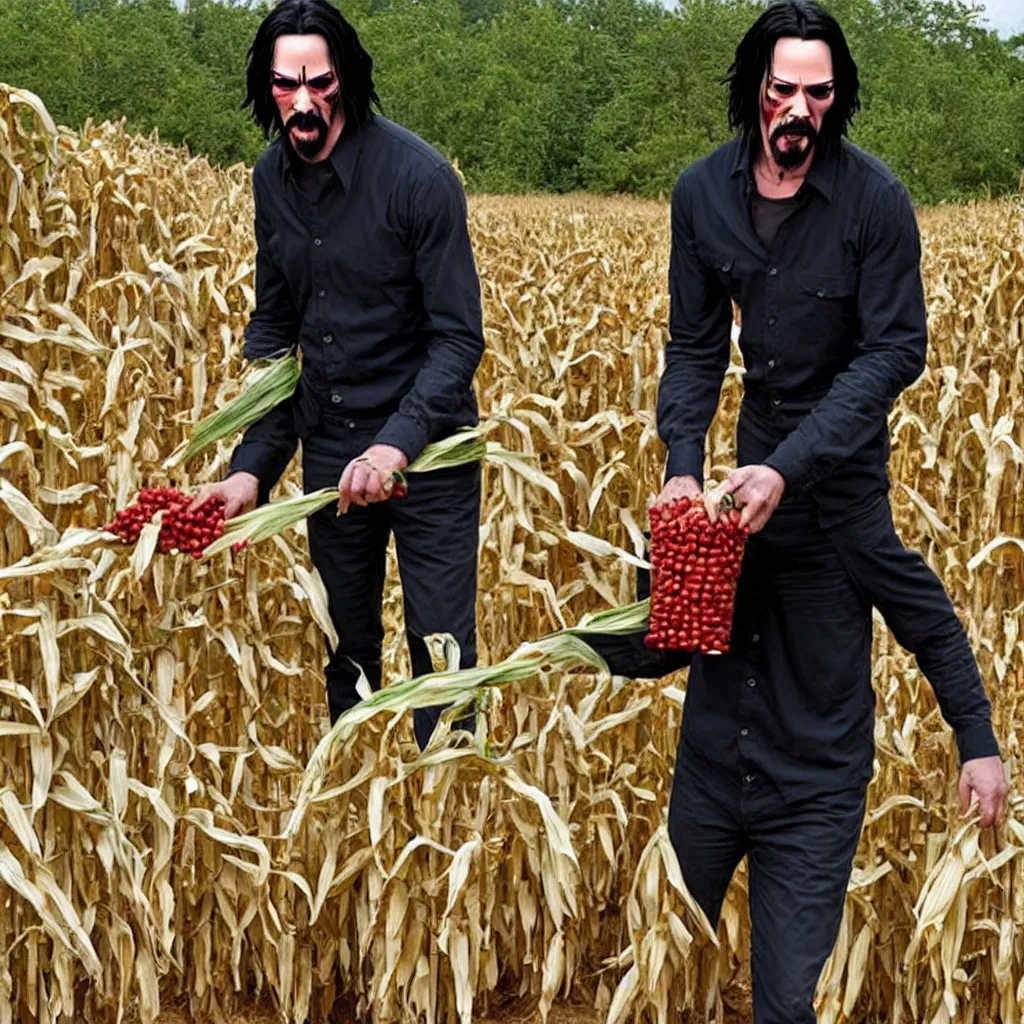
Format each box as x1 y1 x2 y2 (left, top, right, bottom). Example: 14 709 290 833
1 82 1023 1024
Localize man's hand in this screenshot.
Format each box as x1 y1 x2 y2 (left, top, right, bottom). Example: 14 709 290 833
959 755 1008 828
710 465 785 533
652 474 702 508
190 472 259 520
338 444 409 514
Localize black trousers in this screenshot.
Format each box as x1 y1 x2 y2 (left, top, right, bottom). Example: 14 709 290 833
670 749 866 1023
302 413 481 750
584 582 867 1022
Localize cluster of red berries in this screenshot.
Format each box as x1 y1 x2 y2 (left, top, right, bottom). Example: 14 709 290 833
645 495 747 654
104 487 246 558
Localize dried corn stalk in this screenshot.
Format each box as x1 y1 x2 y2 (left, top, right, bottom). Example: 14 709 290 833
0 82 1023 1024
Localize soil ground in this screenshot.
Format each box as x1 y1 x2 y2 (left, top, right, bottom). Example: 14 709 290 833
154 1006 603 1024
152 988 755 1023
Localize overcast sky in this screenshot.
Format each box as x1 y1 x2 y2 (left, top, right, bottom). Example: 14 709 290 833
974 0 1022 37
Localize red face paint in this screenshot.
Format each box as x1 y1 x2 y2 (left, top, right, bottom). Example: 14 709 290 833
272 35 346 161
762 91 782 133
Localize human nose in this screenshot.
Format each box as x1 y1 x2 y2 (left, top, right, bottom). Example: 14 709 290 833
790 88 810 118
293 85 314 113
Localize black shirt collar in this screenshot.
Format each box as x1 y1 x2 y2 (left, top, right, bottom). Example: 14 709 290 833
280 116 366 191
730 130 839 203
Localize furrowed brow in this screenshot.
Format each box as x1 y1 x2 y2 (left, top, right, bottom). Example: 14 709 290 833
771 77 834 88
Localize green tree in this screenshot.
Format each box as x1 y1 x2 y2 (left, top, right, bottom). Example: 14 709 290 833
0 0 1020 200
0 0 87 127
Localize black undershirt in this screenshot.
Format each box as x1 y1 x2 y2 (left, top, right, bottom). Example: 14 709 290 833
294 153 335 199
750 189 804 251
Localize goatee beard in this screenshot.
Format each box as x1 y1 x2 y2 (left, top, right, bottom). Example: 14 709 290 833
285 110 329 160
769 118 817 170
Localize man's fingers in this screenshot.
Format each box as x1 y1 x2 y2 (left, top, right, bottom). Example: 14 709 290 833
959 774 973 815
738 495 757 529
743 503 769 534
705 479 735 522
739 491 775 533
704 489 721 522
979 790 1000 828
337 463 357 514
742 503 769 534
652 476 700 508
708 468 754 521
189 486 213 512
349 463 373 506
363 468 386 503
720 467 751 494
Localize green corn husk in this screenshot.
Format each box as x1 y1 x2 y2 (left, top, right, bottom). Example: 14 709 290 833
404 425 490 473
205 421 541 557
201 487 337 559
283 630 608 840
169 353 301 466
564 598 651 636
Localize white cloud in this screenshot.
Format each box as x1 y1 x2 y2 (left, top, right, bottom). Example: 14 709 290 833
975 0 1023 37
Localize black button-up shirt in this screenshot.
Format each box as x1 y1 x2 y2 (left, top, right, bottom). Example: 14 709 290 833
230 115 484 489
657 135 999 801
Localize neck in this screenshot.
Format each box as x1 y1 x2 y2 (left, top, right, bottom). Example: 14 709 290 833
754 144 812 199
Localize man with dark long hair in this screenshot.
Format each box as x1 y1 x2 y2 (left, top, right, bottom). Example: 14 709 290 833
194 0 484 750
640 1 1006 1018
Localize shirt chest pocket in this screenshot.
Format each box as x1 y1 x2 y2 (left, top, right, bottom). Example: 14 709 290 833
797 271 858 302
792 269 859 352
329 248 416 311
696 242 749 302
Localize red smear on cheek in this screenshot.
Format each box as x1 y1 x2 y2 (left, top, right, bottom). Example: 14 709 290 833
762 92 781 132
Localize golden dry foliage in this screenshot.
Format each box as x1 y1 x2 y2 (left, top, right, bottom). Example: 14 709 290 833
1 83 1023 1024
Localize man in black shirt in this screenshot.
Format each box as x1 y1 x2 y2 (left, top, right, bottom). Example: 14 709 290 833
591 2 1007 1020
194 0 484 749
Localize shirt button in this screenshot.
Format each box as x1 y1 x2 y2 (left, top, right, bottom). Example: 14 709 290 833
746 677 757 688
347 421 356 429
323 333 333 344
314 237 323 246
721 261 732 272
751 633 761 643
767 360 776 370
767 316 777 327
331 394 342 405
816 288 826 297
740 727 749 737
768 267 778 276
745 774 755 784
318 289 326 298
772 398 781 407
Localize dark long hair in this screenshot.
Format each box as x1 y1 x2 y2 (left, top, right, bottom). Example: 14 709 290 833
725 0 860 153
243 0 381 139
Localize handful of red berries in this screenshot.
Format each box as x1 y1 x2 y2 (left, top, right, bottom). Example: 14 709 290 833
104 487 247 558
645 494 747 654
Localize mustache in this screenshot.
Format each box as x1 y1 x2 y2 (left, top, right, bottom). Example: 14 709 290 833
771 117 817 143
285 109 327 133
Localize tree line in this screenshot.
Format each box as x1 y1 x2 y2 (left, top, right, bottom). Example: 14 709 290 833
2 0 1022 204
